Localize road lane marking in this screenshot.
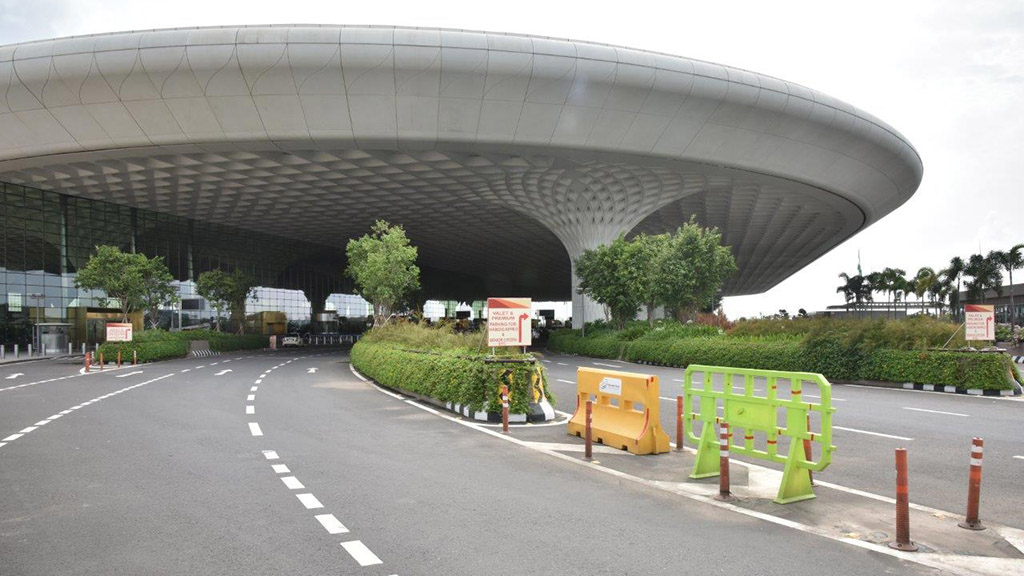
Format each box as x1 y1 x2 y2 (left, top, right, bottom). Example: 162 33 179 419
255 379 262 384
196 365 205 369
281 476 305 490
34 420 49 426
557 379 574 384
804 394 846 402
247 394 255 401
215 369 232 376
246 406 255 414
557 362 568 366
250 386 258 392
262 450 279 460
341 541 382 566
5 373 24 379
834 426 913 441
315 513 349 534
19 427 37 433
272 464 290 473
902 407 968 417
296 493 323 509
115 371 144 378
248 422 263 436
2 434 23 441
593 362 623 368
307 367 318 373
1013 456 1024 461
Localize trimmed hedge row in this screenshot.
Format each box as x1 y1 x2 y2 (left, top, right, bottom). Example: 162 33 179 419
97 329 268 363
550 330 1020 390
350 341 549 414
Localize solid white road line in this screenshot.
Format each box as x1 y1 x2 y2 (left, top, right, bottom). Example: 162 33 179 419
341 540 383 566
115 371 143 378
593 362 624 368
834 425 913 441
281 476 305 490
314 513 349 534
272 464 290 473
262 450 279 460
902 407 968 417
557 379 574 384
296 493 323 509
248 422 263 436
246 406 255 415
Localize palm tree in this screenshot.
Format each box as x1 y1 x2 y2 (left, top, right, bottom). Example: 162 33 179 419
945 257 965 321
866 271 884 316
836 272 855 307
880 267 906 319
914 267 937 316
964 253 1003 304
993 244 1023 326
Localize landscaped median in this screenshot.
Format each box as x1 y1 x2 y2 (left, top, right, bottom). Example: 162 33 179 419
98 329 268 363
349 323 556 421
549 317 1022 394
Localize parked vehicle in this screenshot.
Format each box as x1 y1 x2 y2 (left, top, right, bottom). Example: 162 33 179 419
281 334 303 347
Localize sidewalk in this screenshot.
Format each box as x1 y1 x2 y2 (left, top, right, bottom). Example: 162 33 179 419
500 418 1024 576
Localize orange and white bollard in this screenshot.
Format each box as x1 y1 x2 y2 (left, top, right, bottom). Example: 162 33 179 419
85 351 91 372
117 349 122 367
98 352 104 371
959 437 985 530
676 395 684 451
132 350 137 365
715 421 735 502
889 447 918 551
500 384 509 434
804 413 814 486
584 398 593 460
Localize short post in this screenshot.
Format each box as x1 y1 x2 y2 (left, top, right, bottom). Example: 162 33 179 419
501 384 510 434
81 342 86 355
85 352 91 373
28 344 33 357
98 352 104 371
715 421 735 501
1 344 5 360
132 350 138 365
676 395 684 451
584 398 593 460
117 349 122 367
959 437 985 530
15 344 19 358
804 413 814 486
889 448 918 551
68 342 72 355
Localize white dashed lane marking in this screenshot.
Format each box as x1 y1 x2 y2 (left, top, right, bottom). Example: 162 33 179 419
557 379 574 384
247 394 256 401
246 406 255 414
272 464 290 474
250 386 258 392
248 423 263 437
281 476 305 490
262 450 279 460
902 407 968 417
296 493 324 509
2 433 24 442
834 426 913 441
315 513 349 534
341 540 383 566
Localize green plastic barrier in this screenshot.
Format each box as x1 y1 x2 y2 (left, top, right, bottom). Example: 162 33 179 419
683 365 836 504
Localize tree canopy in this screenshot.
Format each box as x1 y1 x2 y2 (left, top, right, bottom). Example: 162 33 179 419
196 269 258 333
346 220 420 327
74 245 177 324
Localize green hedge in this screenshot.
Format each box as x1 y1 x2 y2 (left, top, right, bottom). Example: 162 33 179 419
97 329 268 363
350 341 550 414
550 329 1018 390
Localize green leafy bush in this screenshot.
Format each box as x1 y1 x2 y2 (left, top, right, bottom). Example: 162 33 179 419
860 350 1015 390
97 329 268 363
350 341 549 414
548 329 622 359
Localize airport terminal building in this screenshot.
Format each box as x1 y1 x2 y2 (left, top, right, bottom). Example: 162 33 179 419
0 25 922 347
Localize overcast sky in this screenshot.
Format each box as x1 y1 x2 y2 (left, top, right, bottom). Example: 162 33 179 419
2 0 1021 318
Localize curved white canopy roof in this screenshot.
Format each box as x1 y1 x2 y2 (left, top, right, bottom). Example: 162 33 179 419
0 25 923 309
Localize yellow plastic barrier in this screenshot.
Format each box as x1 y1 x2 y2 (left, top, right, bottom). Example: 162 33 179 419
567 367 670 455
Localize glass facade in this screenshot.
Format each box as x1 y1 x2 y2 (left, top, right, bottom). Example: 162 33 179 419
1 181 355 346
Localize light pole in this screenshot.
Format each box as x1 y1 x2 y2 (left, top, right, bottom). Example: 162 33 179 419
27 293 43 354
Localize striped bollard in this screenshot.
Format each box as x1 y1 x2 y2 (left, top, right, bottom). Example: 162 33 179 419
804 413 814 486
676 396 683 451
501 384 510 434
85 351 91 372
889 448 918 551
99 352 104 371
715 421 735 501
584 399 593 460
117 349 122 367
959 437 985 530
132 350 138 365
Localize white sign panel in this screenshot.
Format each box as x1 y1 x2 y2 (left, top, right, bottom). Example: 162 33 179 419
487 297 532 347
105 322 133 342
964 304 995 341
598 377 623 396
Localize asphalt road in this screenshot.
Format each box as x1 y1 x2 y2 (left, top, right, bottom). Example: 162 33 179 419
0 350 940 575
537 350 1024 528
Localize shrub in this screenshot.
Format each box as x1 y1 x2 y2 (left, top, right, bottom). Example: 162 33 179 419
860 350 1014 390
548 329 622 359
96 329 268 363
350 341 549 413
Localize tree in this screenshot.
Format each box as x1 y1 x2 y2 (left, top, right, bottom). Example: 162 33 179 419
75 245 175 324
141 256 179 329
656 218 737 321
913 267 937 316
964 253 1003 304
630 233 671 327
992 244 1023 326
195 269 233 332
346 220 420 327
944 256 965 321
575 235 645 330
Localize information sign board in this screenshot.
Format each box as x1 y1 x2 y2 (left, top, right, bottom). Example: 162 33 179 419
487 297 532 347
965 304 995 341
105 322 133 342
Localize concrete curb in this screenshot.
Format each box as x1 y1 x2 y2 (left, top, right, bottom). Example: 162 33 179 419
0 354 79 366
187 349 221 359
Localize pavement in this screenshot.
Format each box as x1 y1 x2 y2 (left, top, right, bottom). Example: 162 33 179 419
0 348 1016 575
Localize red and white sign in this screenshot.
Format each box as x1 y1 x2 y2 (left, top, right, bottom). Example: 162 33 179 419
487 298 532 347
965 304 995 341
105 322 133 342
